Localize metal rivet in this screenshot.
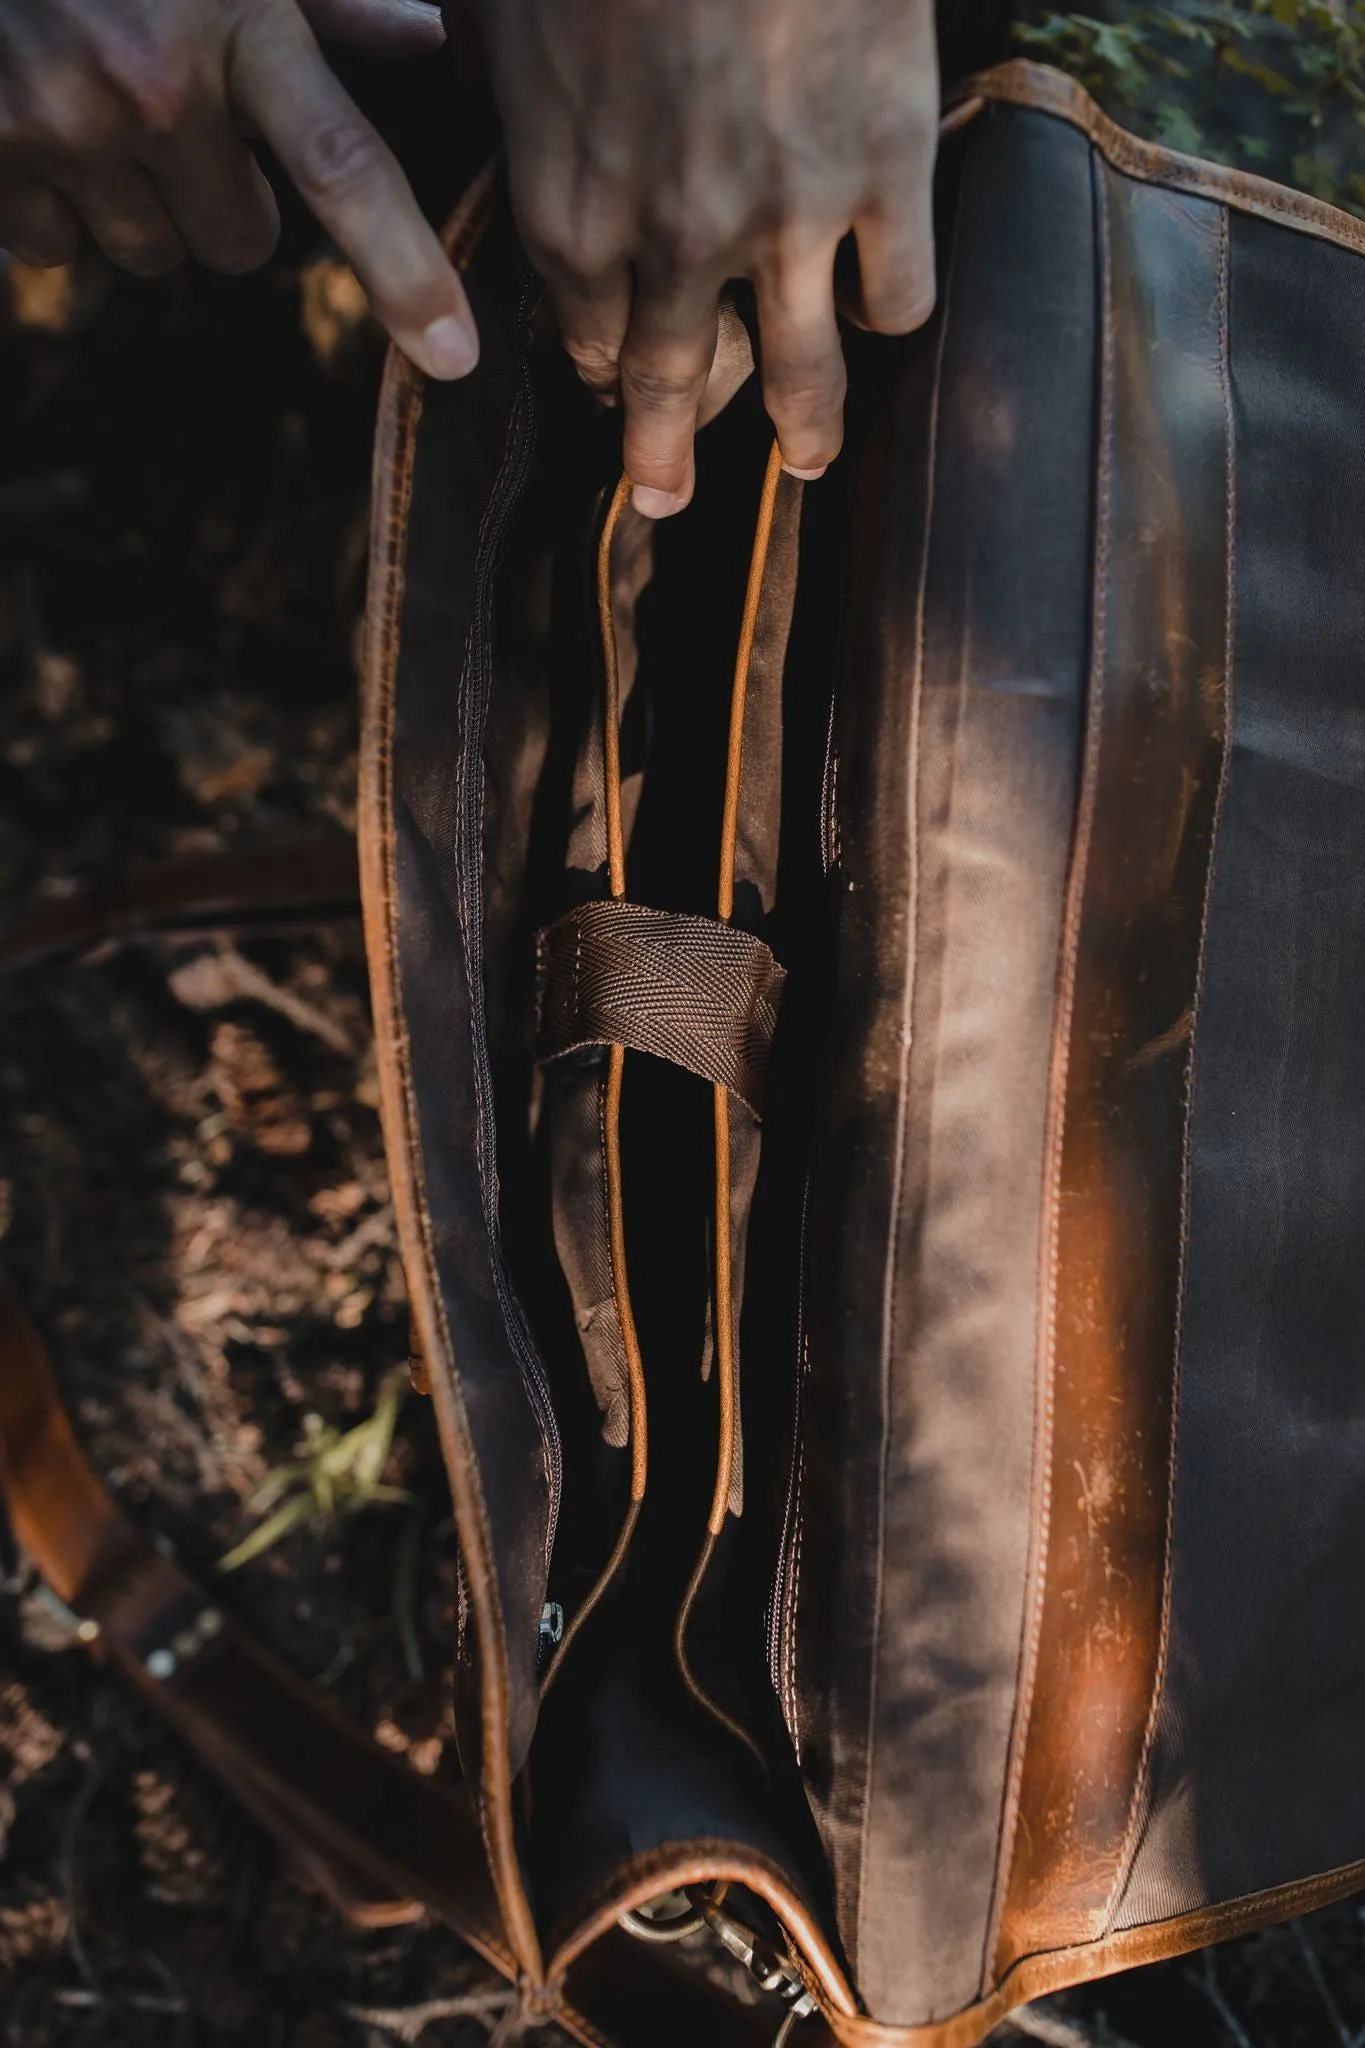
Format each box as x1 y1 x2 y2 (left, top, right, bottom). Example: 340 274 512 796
146 1648 176 1681
539 1602 564 1645
75 1618 100 1644
197 1608 223 1639
171 1631 199 1660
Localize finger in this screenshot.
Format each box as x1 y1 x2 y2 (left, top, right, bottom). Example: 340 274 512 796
513 161 631 398
230 0 477 379
146 103 280 274
853 190 936 337
695 297 755 431
543 264 632 401
301 0 447 58
619 289 719 517
61 164 185 276
0 179 81 266
753 243 846 478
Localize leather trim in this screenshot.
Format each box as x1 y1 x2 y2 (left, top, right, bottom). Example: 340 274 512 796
358 160 543 1980
989 164 1233 1970
958 60 1365 261
0 840 358 977
545 1839 859 2021
825 1856 1365 2047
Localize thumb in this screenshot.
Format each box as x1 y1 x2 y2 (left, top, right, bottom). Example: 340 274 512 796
299 0 446 57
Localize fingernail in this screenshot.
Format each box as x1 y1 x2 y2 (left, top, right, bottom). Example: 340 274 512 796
782 464 827 481
631 485 691 519
420 313 479 379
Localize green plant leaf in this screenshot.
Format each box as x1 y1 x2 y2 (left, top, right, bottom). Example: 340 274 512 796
219 1493 315 1573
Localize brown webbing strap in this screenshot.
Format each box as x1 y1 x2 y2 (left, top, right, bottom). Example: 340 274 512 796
535 899 786 1116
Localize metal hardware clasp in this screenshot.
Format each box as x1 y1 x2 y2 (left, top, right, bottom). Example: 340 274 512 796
618 1885 819 2043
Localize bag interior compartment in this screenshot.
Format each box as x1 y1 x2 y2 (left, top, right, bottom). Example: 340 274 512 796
486 342 848 1944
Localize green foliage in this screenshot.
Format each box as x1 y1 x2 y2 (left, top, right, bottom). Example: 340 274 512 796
1016 3 1365 205
219 1367 411 1571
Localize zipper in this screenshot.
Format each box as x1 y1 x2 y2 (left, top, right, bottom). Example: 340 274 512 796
457 276 563 1562
819 659 840 876
767 1161 813 1746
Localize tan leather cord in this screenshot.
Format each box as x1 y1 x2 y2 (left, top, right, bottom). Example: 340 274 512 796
675 442 784 1765
711 439 783 1533
599 474 648 1504
600 471 635 905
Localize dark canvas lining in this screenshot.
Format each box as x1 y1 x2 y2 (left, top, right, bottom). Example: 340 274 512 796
477 363 839 1942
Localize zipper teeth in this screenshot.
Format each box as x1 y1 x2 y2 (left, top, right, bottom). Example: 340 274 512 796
819 663 840 875
459 280 564 1561
768 1164 813 1715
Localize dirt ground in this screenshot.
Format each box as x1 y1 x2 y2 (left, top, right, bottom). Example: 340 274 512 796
0 116 1362 2048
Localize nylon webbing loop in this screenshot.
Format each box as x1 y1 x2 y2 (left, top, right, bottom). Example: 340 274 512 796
535 899 786 1116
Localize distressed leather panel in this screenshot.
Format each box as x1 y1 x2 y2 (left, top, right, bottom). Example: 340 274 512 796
996 166 1232 1971
793 107 1093 2023
1117 211 1365 1927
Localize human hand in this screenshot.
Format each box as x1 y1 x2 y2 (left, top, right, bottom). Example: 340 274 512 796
469 0 938 514
0 0 479 380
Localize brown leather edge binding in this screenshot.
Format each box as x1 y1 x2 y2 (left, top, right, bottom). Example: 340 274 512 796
358 159 544 1983
828 1856 1365 2047
957 59 1365 260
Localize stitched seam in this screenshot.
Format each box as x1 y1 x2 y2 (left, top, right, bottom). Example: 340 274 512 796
850 227 954 1981
784 1413 807 1743
1102 201 1237 1935
559 2005 614 2048
962 62 1365 260
987 145 1115 1978
361 317 539 1974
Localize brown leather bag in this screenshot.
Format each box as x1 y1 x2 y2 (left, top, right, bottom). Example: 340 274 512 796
10 58 1365 2047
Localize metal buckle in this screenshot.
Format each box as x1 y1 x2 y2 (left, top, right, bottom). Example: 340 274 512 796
616 1887 706 1943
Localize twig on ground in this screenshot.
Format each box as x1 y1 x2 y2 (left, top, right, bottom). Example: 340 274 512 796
57 1724 106 1995
340 1991 516 2043
395 1504 425 1684
1004 1998 1140 2047
1190 1948 1255 2048
54 1989 187 2014
168 944 355 1056
1290 1917 1355 2048
487 2001 529 2048
323 1204 396 1272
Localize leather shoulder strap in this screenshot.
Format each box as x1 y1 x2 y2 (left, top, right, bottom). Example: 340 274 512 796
0 1291 513 1966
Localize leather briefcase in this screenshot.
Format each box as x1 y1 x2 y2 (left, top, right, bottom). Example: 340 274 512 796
9 54 1365 2047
